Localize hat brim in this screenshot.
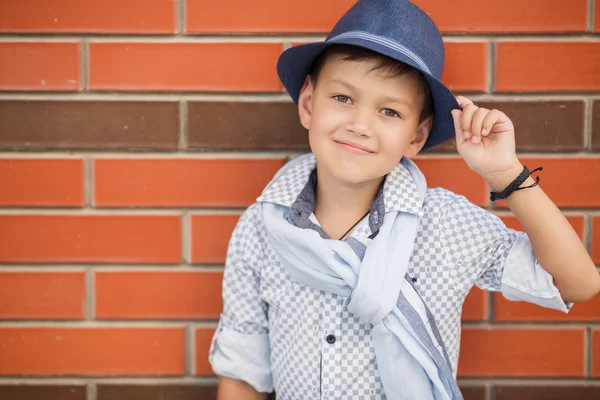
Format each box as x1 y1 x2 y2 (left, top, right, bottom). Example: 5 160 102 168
277 39 460 150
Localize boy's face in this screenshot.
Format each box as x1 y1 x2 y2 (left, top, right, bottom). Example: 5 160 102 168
298 55 431 186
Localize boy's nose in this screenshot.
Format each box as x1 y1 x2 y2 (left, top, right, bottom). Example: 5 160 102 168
345 108 373 137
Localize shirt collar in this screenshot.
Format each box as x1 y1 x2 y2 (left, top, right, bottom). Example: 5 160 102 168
257 153 423 217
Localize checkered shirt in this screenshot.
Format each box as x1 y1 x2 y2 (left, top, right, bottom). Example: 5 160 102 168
209 154 569 400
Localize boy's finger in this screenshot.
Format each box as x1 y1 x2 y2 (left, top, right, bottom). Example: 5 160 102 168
481 109 502 136
471 107 489 139
456 95 474 109
460 103 478 140
451 109 464 145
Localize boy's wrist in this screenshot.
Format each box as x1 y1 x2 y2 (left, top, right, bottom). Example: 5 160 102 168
483 162 525 193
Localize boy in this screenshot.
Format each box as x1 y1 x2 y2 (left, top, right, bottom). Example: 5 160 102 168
209 1 600 399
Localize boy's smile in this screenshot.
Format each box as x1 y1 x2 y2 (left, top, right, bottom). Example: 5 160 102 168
298 54 431 187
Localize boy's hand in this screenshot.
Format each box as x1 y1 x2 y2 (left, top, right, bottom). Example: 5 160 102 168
450 96 523 191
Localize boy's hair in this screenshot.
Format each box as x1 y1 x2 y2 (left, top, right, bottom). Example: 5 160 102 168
309 45 434 124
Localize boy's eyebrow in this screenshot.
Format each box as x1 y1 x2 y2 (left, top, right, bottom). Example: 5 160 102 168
329 79 414 110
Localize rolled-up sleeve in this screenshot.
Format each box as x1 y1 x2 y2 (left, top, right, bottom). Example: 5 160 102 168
442 194 571 313
209 204 273 393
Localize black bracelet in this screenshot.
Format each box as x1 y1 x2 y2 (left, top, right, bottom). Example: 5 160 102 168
490 166 543 201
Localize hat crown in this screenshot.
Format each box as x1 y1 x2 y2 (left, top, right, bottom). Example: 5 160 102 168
327 0 444 78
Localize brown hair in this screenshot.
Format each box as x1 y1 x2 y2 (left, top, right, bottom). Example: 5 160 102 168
309 45 433 123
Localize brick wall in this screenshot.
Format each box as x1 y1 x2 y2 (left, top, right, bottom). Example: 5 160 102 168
0 1 599 399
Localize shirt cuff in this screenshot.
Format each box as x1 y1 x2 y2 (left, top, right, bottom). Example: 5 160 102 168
500 233 573 313
209 319 274 393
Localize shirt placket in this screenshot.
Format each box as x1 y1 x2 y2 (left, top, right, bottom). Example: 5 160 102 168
319 290 345 400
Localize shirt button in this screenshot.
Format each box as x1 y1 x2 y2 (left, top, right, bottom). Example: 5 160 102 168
326 334 336 344
373 211 379 224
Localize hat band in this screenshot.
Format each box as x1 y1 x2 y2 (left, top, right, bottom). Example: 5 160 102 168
327 31 431 75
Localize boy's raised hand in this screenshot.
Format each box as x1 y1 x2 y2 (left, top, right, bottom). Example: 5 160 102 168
450 96 523 190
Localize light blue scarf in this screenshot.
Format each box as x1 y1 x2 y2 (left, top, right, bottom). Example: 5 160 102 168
258 156 463 400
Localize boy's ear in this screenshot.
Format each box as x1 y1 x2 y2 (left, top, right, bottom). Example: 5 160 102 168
404 116 432 158
298 76 314 130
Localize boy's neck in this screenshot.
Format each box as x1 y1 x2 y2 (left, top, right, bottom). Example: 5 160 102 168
313 166 384 240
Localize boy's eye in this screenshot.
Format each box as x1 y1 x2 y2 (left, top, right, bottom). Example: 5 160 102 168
382 108 400 118
333 95 351 104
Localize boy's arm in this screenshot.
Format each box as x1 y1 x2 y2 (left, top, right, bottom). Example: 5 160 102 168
451 96 600 303
486 164 599 302
218 377 269 400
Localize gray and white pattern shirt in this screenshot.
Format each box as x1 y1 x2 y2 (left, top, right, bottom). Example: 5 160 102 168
209 154 570 400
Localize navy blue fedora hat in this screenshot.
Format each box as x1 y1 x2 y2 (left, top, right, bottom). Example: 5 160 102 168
277 0 459 150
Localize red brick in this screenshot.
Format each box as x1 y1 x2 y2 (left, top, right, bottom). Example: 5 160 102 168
413 0 587 33
0 42 79 90
0 215 181 263
0 271 85 319
596 1 600 32
494 292 600 322
594 0 600 32
594 330 600 377
0 327 184 375
0 158 83 206
0 0 175 33
186 0 587 34
195 328 216 375
496 42 600 92
187 0 353 33
95 271 223 319
414 157 487 206
493 158 600 208
88 43 283 92
593 217 600 264
442 42 488 92
462 287 486 321
191 214 240 264
458 328 585 377
94 158 285 207
499 215 585 240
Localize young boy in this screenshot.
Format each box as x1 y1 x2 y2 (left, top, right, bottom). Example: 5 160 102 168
209 1 600 399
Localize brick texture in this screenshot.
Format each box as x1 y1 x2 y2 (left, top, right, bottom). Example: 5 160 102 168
94 159 285 207
0 215 181 263
593 217 600 264
459 328 585 377
493 158 600 208
186 0 354 33
97 385 218 400
0 158 84 206
413 0 588 33
494 386 600 400
0 271 85 319
195 328 216 375
0 0 176 33
95 271 223 319
593 101 600 151
441 42 488 92
88 43 283 92
1 0 599 394
0 385 86 400
0 327 185 375
414 158 487 205
188 101 308 150
0 101 180 150
594 330 600 377
462 288 486 321
0 42 79 90
496 42 600 92
190 214 240 264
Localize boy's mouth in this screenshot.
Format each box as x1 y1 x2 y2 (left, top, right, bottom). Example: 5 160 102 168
333 140 375 155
